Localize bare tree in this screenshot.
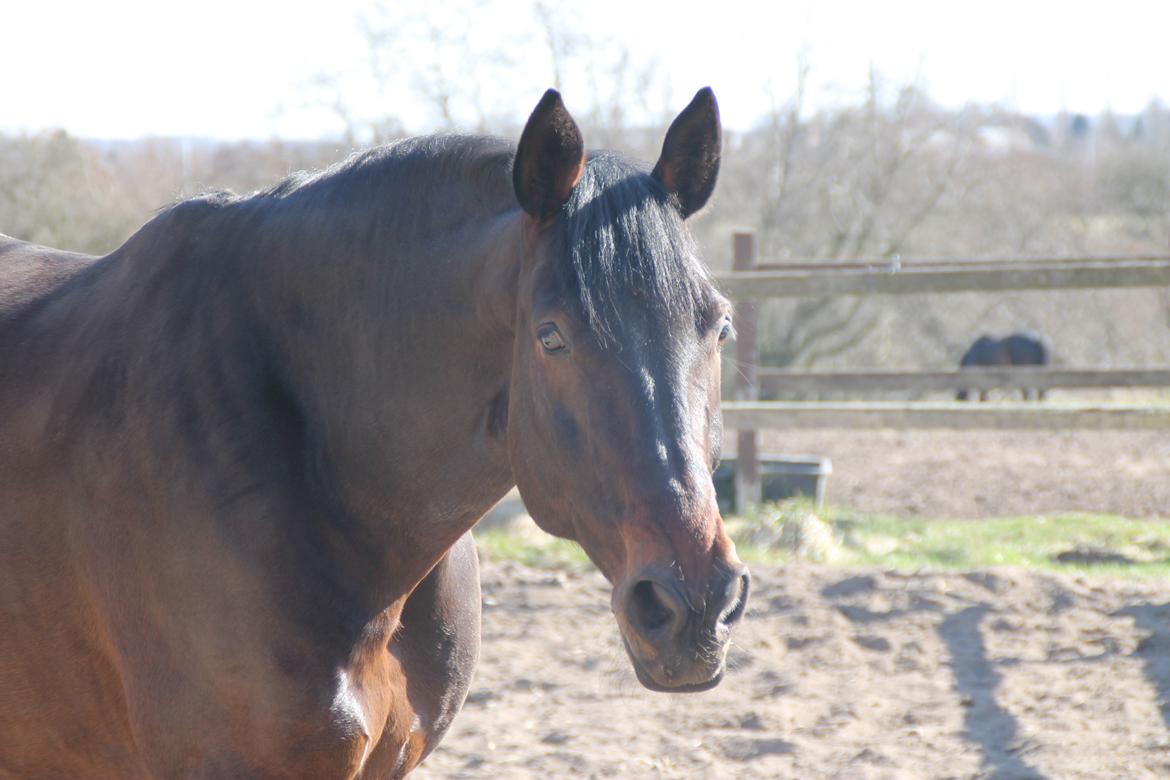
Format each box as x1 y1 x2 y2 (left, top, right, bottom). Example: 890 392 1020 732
350 0 673 146
0 131 140 253
713 68 985 377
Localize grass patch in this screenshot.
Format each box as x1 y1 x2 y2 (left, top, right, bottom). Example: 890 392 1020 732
474 502 1170 577
730 500 1170 577
475 526 591 569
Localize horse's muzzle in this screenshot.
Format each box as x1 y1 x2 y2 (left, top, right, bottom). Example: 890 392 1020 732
613 563 750 692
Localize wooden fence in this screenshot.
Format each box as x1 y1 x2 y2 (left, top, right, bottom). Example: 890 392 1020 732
718 258 1170 299
719 230 1170 510
721 402 1170 432
756 367 1170 396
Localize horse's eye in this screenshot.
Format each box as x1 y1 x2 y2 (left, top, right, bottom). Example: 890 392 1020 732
718 321 733 345
538 324 567 354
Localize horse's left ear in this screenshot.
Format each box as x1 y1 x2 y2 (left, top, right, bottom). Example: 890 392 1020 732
652 87 722 219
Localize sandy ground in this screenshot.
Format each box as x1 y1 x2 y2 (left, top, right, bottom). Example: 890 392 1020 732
416 561 1170 780
753 429 1170 519
411 429 1169 778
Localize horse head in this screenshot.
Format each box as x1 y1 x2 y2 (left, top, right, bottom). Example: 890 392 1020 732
505 88 748 692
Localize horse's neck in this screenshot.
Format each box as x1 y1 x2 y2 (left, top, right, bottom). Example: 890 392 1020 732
264 206 524 590
9 195 523 605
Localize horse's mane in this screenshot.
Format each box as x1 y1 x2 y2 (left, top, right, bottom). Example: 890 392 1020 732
255 134 518 211
136 135 714 341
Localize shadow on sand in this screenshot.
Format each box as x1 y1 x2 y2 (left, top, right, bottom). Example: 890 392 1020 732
1114 602 1170 732
938 605 1046 780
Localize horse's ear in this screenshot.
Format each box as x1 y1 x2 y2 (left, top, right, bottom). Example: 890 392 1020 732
652 87 722 219
513 89 586 220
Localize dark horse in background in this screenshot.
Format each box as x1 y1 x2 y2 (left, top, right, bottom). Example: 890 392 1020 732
0 88 748 778
957 330 1052 401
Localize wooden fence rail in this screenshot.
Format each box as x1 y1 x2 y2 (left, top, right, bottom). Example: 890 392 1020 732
721 229 1170 511
753 255 1170 272
717 259 1170 300
722 401 1170 432
756 368 1170 396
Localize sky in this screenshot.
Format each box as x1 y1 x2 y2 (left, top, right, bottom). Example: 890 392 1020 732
5 0 1170 140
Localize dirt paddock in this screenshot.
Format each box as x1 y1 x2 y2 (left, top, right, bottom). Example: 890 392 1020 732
415 427 1169 778
417 561 1170 780
753 428 1170 519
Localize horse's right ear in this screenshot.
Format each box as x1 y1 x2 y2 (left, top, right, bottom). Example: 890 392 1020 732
513 90 585 221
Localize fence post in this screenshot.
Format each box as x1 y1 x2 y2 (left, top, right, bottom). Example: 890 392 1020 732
731 230 761 512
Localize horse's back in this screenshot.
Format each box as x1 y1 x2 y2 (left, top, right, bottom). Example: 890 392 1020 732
959 334 1004 367
1003 330 1051 365
0 234 96 323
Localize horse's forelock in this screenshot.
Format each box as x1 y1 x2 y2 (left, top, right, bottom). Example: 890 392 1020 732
553 153 714 344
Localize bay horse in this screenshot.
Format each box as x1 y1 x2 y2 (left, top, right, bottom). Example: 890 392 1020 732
956 330 1052 401
0 88 748 778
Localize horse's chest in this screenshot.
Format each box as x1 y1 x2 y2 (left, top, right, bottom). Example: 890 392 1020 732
321 638 425 779
202 670 416 780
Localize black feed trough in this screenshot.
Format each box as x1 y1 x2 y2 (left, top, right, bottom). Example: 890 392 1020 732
714 455 832 514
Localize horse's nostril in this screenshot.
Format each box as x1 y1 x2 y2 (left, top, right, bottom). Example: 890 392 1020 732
629 579 681 634
719 571 751 627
